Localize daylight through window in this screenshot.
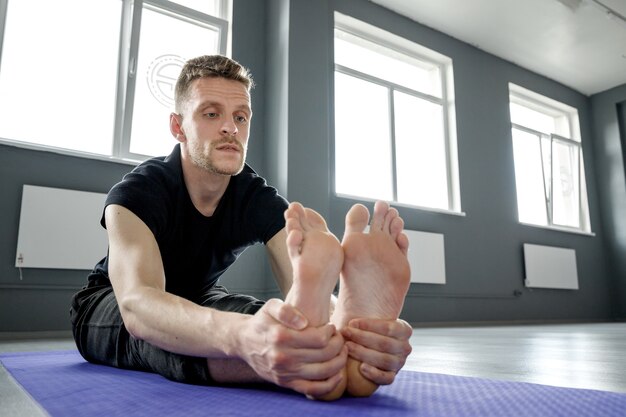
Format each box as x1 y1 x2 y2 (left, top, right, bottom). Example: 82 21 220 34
333 13 460 213
509 83 591 232
0 0 229 162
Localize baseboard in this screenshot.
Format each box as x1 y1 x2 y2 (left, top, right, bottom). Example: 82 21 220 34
0 330 73 341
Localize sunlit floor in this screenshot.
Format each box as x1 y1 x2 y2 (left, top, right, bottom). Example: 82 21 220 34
405 322 626 393
1 322 625 416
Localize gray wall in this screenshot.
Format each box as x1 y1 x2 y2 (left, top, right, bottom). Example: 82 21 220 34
268 0 617 324
0 0 622 332
0 145 130 331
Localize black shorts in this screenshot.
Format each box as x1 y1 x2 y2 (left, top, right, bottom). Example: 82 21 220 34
70 284 265 384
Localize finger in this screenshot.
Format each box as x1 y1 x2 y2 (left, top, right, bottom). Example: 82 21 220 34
287 369 345 398
345 340 407 373
348 317 413 340
342 325 412 356
359 362 397 386
264 298 308 330
277 323 337 350
276 344 348 382
298 344 348 380
276 331 345 365
296 325 345 358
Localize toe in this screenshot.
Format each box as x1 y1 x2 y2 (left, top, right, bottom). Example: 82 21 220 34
285 203 305 233
396 231 410 256
286 228 304 258
389 215 403 241
304 207 329 232
344 204 370 234
285 202 305 221
383 208 399 235
370 201 389 231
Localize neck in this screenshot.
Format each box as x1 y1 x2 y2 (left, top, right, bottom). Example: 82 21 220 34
180 154 231 217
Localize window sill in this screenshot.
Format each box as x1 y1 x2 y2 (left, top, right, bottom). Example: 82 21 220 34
0 138 141 167
520 221 595 237
335 193 466 217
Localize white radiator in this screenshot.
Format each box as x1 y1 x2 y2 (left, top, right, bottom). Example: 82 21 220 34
523 244 578 290
15 185 108 270
405 230 446 285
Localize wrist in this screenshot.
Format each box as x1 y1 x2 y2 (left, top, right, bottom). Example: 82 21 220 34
224 312 250 359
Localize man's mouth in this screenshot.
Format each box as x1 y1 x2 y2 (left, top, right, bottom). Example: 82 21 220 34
216 142 241 152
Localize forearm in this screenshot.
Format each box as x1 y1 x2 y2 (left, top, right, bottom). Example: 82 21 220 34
120 286 246 359
206 358 265 384
122 288 270 384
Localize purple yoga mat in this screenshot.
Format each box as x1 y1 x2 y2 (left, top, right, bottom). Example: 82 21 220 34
2 350 625 417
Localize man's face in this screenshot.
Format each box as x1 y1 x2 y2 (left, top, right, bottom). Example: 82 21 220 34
177 77 252 176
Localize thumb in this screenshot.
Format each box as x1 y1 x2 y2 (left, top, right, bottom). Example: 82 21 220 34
264 298 308 330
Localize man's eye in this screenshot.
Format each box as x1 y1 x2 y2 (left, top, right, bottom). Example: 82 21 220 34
206 112 218 118
235 116 248 123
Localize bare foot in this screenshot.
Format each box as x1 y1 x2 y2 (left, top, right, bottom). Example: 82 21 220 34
331 201 411 397
283 202 346 400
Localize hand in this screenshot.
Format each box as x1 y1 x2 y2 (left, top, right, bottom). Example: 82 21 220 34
238 298 348 396
341 318 412 385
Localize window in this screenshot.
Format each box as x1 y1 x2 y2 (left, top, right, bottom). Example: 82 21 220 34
0 0 229 162
509 83 591 232
333 13 460 213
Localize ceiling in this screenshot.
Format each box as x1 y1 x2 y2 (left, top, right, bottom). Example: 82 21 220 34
370 0 626 96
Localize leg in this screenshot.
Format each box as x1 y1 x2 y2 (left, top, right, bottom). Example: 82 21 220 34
331 201 411 396
283 202 346 400
197 284 265 315
71 285 211 384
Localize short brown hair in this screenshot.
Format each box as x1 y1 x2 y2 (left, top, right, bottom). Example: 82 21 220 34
174 55 254 113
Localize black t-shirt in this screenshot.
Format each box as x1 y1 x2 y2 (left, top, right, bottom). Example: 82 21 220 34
87 144 289 303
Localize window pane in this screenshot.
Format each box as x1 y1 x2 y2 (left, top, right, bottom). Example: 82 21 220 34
129 7 220 157
510 102 555 135
512 128 548 225
394 92 448 209
540 136 552 203
552 140 580 228
334 73 393 201
0 0 121 154
335 30 441 98
169 0 220 16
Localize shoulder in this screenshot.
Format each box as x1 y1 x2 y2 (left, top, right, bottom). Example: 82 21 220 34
226 164 289 243
234 163 264 184
230 164 283 202
103 146 183 234
111 145 183 196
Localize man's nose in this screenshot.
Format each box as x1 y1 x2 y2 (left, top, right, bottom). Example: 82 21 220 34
221 119 238 136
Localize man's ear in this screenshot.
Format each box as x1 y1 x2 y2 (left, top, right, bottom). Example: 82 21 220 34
170 113 186 142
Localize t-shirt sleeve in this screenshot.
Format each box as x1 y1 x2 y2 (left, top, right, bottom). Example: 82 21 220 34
100 168 170 238
242 178 289 245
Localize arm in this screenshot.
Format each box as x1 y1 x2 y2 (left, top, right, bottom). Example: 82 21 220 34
106 205 344 395
266 227 293 297
106 204 238 357
105 205 234 357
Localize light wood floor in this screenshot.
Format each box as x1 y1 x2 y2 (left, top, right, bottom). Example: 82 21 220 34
1 322 625 416
405 322 626 393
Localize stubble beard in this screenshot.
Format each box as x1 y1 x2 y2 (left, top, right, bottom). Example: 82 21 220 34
189 139 246 176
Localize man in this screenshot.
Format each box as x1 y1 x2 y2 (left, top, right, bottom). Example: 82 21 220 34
70 55 412 400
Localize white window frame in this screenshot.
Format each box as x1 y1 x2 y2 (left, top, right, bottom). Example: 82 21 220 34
0 0 230 164
332 13 462 215
509 83 593 235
